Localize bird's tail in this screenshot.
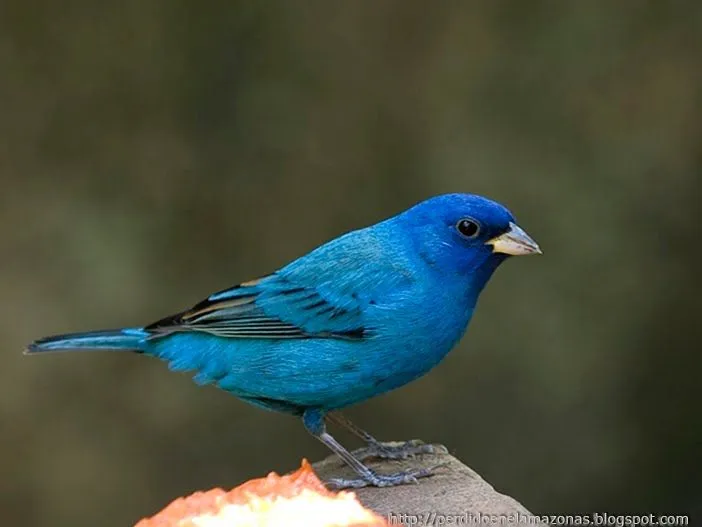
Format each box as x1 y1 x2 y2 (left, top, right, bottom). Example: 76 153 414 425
25 328 149 354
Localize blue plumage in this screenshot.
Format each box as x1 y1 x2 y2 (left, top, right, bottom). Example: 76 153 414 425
26 193 541 488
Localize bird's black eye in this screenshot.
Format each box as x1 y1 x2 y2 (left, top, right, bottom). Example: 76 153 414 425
456 218 480 238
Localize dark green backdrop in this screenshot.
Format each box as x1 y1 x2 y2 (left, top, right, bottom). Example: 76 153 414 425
2 2 700 526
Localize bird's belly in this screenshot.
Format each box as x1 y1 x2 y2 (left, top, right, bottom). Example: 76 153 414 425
148 328 463 411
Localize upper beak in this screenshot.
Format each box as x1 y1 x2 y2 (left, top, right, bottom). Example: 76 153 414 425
486 222 542 256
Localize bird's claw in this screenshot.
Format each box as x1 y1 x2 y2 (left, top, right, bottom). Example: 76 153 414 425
325 463 447 489
352 440 448 461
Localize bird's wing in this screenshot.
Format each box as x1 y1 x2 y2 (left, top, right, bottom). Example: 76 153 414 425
145 226 413 341
144 273 368 340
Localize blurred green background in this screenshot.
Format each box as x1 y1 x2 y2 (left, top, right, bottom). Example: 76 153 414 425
2 2 700 525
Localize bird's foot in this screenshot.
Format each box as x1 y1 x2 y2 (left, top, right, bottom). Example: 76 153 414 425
325 463 447 489
352 439 448 461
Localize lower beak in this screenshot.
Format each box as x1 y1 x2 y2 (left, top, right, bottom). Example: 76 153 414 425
486 222 542 256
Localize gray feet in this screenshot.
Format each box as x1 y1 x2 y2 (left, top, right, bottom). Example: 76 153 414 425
352 439 448 461
326 463 447 489
310 411 448 490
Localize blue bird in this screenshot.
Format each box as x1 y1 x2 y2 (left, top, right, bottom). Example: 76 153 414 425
26 194 540 488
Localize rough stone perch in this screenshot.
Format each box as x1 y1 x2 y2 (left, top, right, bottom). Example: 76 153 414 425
312 442 541 525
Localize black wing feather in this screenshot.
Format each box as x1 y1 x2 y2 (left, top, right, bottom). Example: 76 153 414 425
145 274 365 340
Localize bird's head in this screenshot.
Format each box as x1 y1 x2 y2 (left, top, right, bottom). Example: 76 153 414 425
398 193 541 289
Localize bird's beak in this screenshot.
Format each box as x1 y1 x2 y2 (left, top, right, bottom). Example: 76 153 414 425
486 222 542 256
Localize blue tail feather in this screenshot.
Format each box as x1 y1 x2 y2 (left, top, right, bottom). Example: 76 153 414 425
25 328 148 354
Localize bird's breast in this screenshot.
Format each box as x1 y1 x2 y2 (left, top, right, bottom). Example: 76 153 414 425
363 286 475 384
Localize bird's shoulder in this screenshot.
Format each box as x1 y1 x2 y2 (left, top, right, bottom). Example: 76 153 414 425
279 223 417 295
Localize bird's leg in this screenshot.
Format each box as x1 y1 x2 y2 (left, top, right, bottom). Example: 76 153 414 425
303 409 443 489
326 411 446 461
